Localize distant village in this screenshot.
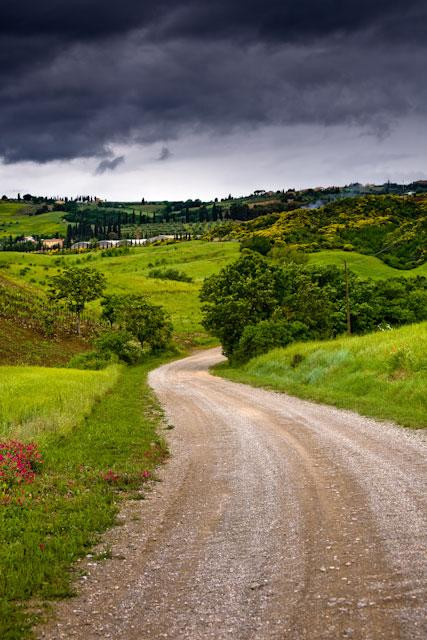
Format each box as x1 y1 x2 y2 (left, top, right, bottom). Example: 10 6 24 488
1 179 427 253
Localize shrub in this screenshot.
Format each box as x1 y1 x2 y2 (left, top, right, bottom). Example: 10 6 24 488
148 268 192 282
95 330 144 364
68 350 112 370
240 236 273 256
233 319 310 364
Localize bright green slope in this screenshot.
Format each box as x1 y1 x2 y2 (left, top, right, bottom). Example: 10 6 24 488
0 241 240 337
216 322 427 428
0 365 120 440
307 250 427 279
0 203 66 237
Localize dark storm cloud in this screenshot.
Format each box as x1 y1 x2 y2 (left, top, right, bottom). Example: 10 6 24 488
158 147 172 162
95 155 125 175
1 1 426 163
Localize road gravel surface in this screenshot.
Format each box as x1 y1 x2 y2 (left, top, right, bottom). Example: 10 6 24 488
39 348 426 640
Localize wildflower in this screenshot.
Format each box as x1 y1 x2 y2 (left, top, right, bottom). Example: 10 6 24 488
0 440 43 492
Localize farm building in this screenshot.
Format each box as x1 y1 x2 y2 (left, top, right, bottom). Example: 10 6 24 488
71 241 91 250
42 238 64 249
97 240 119 248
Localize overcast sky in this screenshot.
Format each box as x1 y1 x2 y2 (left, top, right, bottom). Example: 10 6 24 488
1 1 426 200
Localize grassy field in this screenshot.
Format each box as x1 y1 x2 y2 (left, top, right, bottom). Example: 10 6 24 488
307 250 427 279
0 358 170 639
0 365 120 440
1 242 425 343
216 322 427 428
0 241 240 339
0 203 66 238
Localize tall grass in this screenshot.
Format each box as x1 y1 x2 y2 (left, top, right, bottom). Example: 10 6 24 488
0 365 120 440
216 322 427 428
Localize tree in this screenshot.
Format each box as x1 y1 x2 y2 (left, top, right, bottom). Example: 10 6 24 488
200 253 286 357
100 294 173 352
49 266 106 334
240 236 273 255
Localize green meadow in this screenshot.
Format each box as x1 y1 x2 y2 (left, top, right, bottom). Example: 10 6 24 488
0 241 240 337
307 250 427 279
216 322 427 429
0 203 66 238
0 365 120 440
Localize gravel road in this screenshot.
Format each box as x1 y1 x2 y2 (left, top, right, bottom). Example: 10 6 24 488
39 348 426 640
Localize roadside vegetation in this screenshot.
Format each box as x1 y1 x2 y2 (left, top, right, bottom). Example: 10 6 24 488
0 359 169 639
215 322 427 428
0 261 177 638
200 252 427 363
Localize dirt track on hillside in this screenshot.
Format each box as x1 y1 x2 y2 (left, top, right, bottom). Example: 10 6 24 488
39 348 426 640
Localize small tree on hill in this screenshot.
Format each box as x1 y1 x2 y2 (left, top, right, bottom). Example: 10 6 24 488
100 294 172 352
49 266 106 334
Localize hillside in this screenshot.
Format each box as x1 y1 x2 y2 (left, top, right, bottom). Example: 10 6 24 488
206 195 427 269
307 250 427 279
0 274 90 365
216 322 427 428
0 241 240 341
0 201 66 238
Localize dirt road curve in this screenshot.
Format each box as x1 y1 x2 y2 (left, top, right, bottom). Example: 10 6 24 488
39 348 426 640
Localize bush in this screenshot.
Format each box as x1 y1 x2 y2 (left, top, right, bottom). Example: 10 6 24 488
95 330 144 364
0 441 43 490
240 236 273 256
201 252 427 360
68 350 112 370
233 319 310 364
148 268 192 282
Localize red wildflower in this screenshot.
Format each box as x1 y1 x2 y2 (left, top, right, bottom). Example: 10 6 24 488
0 440 43 491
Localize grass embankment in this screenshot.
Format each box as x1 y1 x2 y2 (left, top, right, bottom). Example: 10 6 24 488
0 319 88 366
0 203 66 238
216 323 427 428
0 358 169 639
0 274 90 366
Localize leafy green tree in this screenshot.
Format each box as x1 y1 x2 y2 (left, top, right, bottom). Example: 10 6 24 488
100 294 173 352
49 266 106 334
240 236 273 255
200 253 427 362
200 253 287 357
